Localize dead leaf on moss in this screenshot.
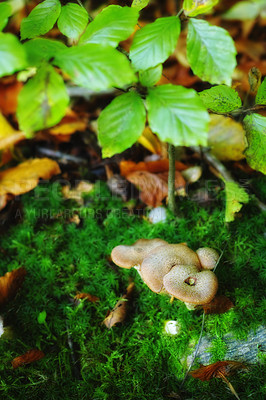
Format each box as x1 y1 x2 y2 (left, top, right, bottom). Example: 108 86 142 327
62 181 94 205
0 267 26 307
0 158 61 197
190 360 247 400
203 295 234 314
11 349 45 369
75 292 99 303
103 282 135 329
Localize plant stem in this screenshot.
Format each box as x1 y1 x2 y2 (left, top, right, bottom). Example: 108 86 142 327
168 143 177 214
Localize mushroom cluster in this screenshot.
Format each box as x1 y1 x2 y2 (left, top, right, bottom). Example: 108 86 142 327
111 239 219 308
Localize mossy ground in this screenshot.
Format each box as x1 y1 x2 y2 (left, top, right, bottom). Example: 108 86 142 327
0 180 265 400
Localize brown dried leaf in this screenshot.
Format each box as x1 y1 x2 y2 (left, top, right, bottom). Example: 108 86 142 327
75 292 99 303
103 282 135 329
0 158 61 197
120 159 187 177
11 349 45 369
190 360 247 381
0 79 23 115
127 171 168 207
0 267 26 307
203 295 234 315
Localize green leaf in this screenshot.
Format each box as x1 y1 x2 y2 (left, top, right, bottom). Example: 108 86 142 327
199 85 242 112
131 0 150 11
187 19 237 85
130 16 180 71
146 84 209 146
20 0 61 40
53 44 136 91
57 3 88 40
224 180 249 222
24 38 66 66
223 1 262 20
37 310 47 324
98 92 146 158
0 2 12 31
255 78 266 105
183 0 219 17
0 33 27 78
17 64 69 134
243 113 266 174
139 64 162 87
79 5 138 47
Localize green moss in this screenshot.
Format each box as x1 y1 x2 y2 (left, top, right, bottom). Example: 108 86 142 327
0 181 265 399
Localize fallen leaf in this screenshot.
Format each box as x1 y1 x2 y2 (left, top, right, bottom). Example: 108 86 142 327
137 127 162 154
203 295 234 314
190 360 248 400
0 158 61 197
120 159 187 177
48 109 88 136
75 292 99 303
0 267 26 307
127 171 168 207
103 282 135 329
208 115 246 161
62 181 94 205
0 79 23 114
0 112 25 151
224 180 249 223
12 349 45 369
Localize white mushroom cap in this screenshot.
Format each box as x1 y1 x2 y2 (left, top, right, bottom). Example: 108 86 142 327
196 248 220 270
163 265 218 305
140 244 201 293
111 238 168 269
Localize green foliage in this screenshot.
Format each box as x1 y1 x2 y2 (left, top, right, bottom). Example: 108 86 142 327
0 33 27 77
139 64 162 87
256 78 266 105
187 19 237 85
223 0 266 20
131 0 150 11
23 38 66 66
0 2 12 31
146 84 209 146
57 3 89 40
130 16 180 71
37 311 47 324
17 64 69 135
98 91 146 158
199 85 242 112
20 0 61 40
183 0 219 17
243 113 266 174
79 5 139 47
224 180 249 223
53 43 136 91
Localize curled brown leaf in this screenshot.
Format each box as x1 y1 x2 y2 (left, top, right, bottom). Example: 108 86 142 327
203 295 234 315
0 267 26 307
12 349 45 369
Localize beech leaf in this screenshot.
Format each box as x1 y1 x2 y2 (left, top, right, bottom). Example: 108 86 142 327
0 268 26 307
12 349 45 369
103 282 134 328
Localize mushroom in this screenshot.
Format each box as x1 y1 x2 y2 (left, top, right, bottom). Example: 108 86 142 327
163 265 218 305
196 247 220 270
111 238 167 269
111 239 219 308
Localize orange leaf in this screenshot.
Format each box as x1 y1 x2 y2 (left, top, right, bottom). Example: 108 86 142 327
103 282 134 329
127 171 168 207
157 171 186 190
120 159 187 177
0 158 61 197
48 109 88 136
0 267 26 307
203 295 234 315
190 360 247 381
0 112 25 151
0 80 23 115
75 292 99 303
12 349 45 369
